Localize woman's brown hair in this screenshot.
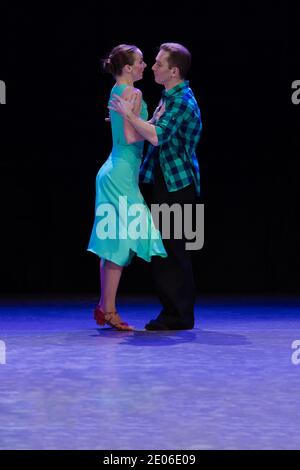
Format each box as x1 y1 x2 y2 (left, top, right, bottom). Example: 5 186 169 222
102 44 139 77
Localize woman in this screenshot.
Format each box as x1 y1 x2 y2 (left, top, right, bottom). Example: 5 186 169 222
87 44 167 331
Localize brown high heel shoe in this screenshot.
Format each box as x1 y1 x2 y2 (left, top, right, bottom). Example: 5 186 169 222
94 306 134 331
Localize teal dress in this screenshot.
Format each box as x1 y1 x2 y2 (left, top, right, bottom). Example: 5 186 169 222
87 84 167 266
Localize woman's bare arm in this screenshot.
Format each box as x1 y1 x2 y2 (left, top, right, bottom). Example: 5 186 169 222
121 87 145 144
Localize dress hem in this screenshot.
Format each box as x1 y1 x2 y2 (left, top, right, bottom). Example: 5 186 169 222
87 247 167 267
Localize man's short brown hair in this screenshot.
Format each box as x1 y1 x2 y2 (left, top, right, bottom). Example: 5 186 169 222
159 43 191 79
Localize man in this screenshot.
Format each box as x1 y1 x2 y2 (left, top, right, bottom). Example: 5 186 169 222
109 43 202 330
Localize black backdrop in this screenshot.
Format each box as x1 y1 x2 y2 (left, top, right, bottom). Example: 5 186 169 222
0 2 298 295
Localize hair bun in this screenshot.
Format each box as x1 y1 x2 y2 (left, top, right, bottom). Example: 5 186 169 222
102 44 138 77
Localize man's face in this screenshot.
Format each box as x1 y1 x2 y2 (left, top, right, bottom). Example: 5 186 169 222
152 50 173 85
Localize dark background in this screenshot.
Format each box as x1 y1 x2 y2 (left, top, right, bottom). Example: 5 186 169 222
0 2 298 296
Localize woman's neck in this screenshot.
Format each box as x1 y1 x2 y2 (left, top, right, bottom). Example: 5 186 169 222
115 77 134 87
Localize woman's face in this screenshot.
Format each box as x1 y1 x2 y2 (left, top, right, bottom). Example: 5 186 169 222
131 49 147 82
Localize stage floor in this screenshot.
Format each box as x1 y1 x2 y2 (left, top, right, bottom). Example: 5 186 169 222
0 296 300 450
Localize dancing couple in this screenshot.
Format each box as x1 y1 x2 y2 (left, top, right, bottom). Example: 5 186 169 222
88 43 202 331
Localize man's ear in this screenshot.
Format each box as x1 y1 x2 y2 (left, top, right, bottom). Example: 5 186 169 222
172 66 179 78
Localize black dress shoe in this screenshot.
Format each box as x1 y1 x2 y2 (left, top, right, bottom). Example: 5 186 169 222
145 319 194 331
145 319 170 331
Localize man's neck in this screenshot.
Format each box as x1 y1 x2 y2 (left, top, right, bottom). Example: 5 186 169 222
164 78 184 91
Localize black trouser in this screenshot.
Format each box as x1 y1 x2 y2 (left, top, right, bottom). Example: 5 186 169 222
151 162 196 328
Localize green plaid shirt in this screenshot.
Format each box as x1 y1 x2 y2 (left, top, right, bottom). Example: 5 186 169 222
140 81 202 196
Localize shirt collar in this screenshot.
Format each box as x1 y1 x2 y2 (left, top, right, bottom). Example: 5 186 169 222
162 80 189 100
